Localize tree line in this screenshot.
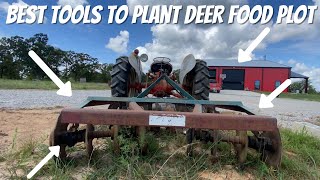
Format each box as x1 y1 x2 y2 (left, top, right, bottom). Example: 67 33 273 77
0 33 113 83
1 33 318 93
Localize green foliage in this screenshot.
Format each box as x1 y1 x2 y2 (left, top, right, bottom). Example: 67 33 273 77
0 34 114 83
289 80 318 94
262 128 320 179
279 93 320 102
1 128 320 179
260 90 320 102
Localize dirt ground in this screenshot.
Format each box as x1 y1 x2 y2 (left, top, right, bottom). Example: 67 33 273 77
199 168 254 180
0 108 61 154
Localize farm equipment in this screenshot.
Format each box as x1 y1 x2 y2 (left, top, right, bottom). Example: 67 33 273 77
49 50 282 168
209 80 222 93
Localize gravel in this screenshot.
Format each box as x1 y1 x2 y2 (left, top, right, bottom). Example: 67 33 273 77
210 90 320 122
0 90 110 109
210 90 320 137
1 89 319 136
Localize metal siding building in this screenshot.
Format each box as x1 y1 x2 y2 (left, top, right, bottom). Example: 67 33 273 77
205 60 295 92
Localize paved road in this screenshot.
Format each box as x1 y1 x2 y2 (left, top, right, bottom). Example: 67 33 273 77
1 89 319 136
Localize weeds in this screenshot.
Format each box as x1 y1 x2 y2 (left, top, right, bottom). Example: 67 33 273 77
1 128 319 179
279 128 320 179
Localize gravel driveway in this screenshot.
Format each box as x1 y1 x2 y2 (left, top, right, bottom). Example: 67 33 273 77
1 89 319 136
210 90 320 137
0 90 110 109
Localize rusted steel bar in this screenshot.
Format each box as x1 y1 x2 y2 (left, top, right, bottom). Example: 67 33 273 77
61 108 277 131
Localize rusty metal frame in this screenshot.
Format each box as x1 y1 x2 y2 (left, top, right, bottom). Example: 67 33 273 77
61 102 277 132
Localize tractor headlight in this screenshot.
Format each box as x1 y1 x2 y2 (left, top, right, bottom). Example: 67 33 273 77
140 54 148 62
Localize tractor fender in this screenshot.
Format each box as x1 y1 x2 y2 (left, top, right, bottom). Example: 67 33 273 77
179 54 197 84
128 54 143 82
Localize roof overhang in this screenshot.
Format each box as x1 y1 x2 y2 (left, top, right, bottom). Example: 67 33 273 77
290 71 309 79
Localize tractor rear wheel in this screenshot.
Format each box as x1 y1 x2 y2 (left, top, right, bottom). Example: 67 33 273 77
185 60 210 156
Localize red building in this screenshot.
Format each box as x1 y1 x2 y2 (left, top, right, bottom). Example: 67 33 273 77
206 60 309 93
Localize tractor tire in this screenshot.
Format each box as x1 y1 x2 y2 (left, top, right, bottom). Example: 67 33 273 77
192 60 210 100
111 56 130 97
188 60 210 100
111 56 141 98
185 60 210 156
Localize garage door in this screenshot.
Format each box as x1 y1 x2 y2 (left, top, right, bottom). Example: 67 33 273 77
222 69 245 90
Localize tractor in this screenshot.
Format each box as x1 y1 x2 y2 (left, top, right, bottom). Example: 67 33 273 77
49 50 282 168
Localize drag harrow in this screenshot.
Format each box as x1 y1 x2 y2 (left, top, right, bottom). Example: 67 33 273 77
49 53 282 169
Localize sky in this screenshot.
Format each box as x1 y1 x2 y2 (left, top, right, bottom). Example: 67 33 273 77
0 0 319 90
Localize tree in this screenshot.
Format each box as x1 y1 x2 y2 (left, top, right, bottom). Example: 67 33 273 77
0 36 27 79
26 33 61 79
98 63 113 83
68 53 99 82
289 80 318 94
0 33 113 83
61 51 75 81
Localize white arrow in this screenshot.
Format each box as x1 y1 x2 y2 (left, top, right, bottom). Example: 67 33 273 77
238 27 271 63
28 50 72 97
259 79 292 109
27 146 60 179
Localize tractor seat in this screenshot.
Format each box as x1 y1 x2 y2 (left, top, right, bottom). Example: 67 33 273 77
151 57 173 74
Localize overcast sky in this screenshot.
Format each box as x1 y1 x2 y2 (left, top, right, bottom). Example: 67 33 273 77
0 0 319 90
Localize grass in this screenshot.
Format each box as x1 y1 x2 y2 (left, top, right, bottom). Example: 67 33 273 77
1 128 320 179
0 79 109 90
257 91 320 102
278 93 320 102
279 128 320 179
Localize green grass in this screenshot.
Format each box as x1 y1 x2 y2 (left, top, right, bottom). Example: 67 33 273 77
1 128 320 179
0 79 109 90
257 91 320 102
278 93 320 102
279 128 320 179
